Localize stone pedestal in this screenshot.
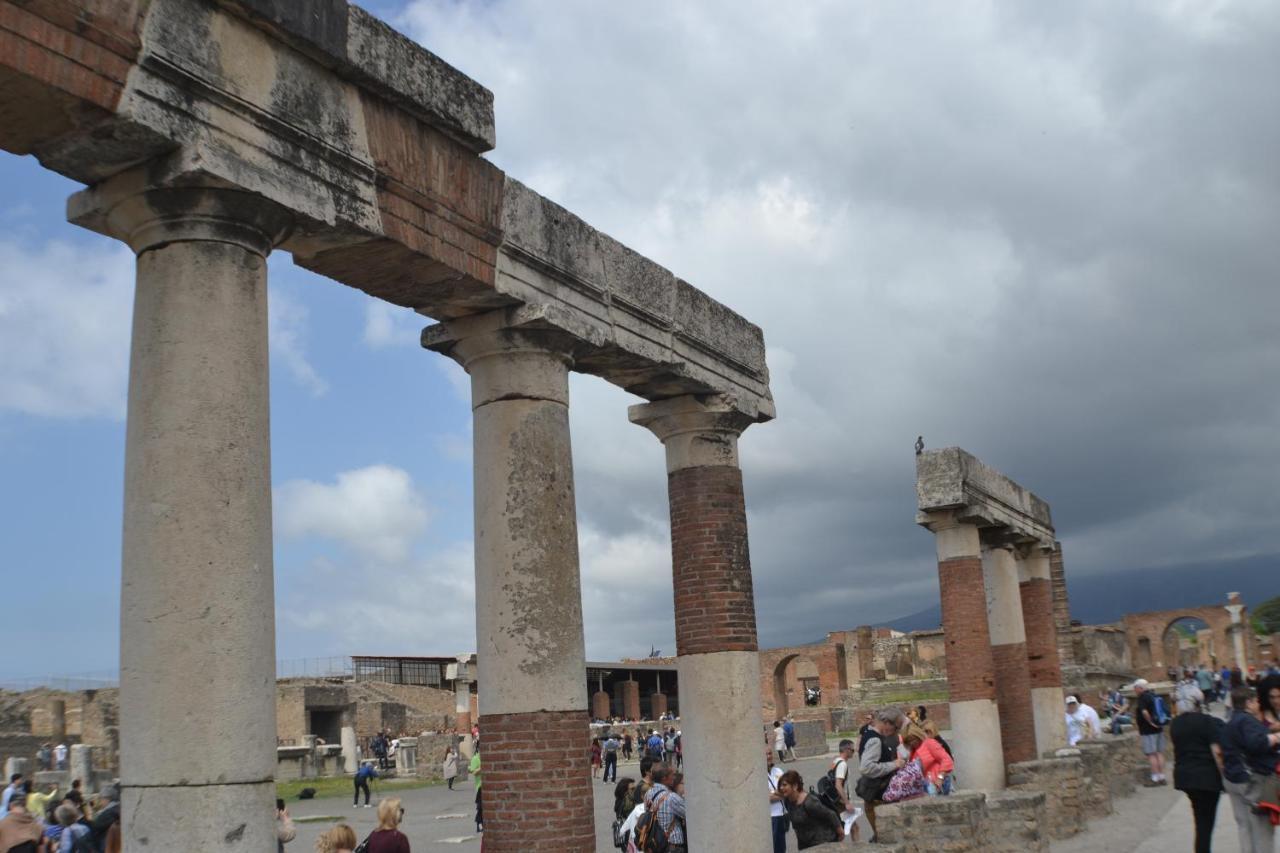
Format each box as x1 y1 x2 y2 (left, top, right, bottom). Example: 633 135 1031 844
68 745 93 790
69 176 290 853
1071 742 1114 816
615 680 641 721
631 395 770 852
424 317 593 852
395 737 417 776
341 726 358 774
922 516 1006 791
592 690 612 721
985 790 1047 853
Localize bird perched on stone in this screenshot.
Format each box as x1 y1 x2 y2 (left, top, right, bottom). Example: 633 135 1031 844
915 436 924 455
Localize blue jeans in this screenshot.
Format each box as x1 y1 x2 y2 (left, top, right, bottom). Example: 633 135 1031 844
771 815 788 853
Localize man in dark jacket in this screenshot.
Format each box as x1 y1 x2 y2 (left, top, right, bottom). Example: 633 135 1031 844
1220 686 1280 852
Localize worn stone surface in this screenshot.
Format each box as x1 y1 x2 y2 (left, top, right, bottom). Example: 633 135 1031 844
916 448 1054 543
1007 753 1085 839
876 791 989 853
985 789 1047 853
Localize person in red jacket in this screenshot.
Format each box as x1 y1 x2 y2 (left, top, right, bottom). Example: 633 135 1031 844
902 728 954 795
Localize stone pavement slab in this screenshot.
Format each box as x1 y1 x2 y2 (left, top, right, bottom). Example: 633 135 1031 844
1051 782 1239 853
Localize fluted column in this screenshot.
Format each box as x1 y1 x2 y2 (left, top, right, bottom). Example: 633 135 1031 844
921 512 1007 790
630 394 769 853
70 175 291 851
424 316 592 852
1019 546 1068 754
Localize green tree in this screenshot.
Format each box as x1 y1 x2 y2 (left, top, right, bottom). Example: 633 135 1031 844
1252 595 1280 635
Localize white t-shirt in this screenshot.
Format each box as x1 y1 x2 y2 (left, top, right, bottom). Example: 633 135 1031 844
1065 704 1102 745
768 766 785 817
773 727 785 750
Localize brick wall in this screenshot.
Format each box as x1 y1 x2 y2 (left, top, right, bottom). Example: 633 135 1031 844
938 557 996 703
1050 544 1074 666
876 791 989 853
1122 604 1260 681
667 465 758 655
1020 577 1063 688
1007 753 1085 840
478 709 593 851
991 642 1036 764
985 790 1048 853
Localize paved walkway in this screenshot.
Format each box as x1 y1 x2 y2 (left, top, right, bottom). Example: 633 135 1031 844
1053 782 1241 853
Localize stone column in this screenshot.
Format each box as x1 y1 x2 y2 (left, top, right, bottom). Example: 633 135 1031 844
592 691 612 721
616 680 641 721
69 745 93 791
48 699 67 742
649 693 669 719
985 541 1038 766
454 655 475 761
1226 593 1248 669
1019 547 1068 755
424 317 592 852
922 513 1006 790
70 176 290 851
340 726 358 774
631 394 771 852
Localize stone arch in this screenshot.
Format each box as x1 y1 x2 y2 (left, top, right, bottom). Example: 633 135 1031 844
772 653 821 716
1162 616 1210 671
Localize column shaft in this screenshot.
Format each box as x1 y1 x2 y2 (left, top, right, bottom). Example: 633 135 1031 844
93 185 290 851
984 545 1037 765
462 331 592 851
632 396 770 853
933 521 1006 791
1020 550 1067 754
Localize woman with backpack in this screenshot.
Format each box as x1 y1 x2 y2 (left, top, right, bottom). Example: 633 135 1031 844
776 770 843 848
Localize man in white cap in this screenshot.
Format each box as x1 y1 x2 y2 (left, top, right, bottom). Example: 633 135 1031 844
1064 696 1102 746
1132 679 1169 785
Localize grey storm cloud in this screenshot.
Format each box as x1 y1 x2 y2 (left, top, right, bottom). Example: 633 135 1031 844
394 0 1280 656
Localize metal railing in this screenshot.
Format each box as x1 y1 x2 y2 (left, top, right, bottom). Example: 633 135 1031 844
0 657 354 693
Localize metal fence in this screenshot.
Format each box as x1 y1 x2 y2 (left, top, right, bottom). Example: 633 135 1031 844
1 656 354 692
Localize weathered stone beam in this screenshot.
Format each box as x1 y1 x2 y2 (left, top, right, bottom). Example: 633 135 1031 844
915 447 1053 544
4 0 772 418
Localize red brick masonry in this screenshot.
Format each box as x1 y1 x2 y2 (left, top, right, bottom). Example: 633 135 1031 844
667 465 759 655
991 641 1037 764
479 709 594 851
938 557 996 703
1020 577 1064 689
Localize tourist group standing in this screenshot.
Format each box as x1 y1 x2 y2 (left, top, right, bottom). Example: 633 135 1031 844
0 775 120 852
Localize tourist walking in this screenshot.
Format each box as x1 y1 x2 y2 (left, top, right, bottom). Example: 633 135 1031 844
591 738 603 779
603 733 620 783
767 754 788 853
1171 694 1225 853
643 765 687 853
362 798 410 853
773 721 787 763
442 746 458 790
470 747 483 833
776 770 843 848
622 732 633 761
1220 686 1280 852
1133 680 1169 785
353 762 376 807
783 718 797 761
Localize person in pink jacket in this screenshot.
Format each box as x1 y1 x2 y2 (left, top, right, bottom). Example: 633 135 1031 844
903 728 954 795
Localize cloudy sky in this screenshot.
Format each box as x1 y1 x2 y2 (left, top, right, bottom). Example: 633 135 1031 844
1 0 1277 681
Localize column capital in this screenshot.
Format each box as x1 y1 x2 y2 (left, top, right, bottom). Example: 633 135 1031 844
68 163 292 256
628 394 756 473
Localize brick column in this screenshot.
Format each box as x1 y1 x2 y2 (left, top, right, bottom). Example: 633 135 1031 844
631 395 771 851
615 680 641 721
424 316 592 852
985 542 1037 766
922 513 1007 791
1019 547 1068 754
70 175 291 850
592 691 612 721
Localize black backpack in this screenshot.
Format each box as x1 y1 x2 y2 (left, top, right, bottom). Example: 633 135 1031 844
632 793 674 853
813 759 845 813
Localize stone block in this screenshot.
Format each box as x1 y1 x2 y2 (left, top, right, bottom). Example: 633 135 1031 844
876 791 988 853
985 790 1047 853
1072 741 1114 815
792 719 828 758
1008 753 1085 839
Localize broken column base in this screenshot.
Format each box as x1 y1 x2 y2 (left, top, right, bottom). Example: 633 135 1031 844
876 791 993 853
986 790 1048 853
1008 752 1085 839
1069 741 1115 816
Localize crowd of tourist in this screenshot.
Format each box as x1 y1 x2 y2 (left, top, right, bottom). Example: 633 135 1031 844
0 775 119 852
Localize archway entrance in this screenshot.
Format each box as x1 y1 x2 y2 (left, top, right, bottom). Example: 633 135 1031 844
1163 616 1212 672
773 655 822 716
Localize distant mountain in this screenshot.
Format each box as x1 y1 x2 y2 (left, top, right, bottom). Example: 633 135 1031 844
883 552 1279 633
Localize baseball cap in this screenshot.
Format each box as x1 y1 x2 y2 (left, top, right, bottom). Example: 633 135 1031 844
1064 695 1079 705
1131 678 1150 690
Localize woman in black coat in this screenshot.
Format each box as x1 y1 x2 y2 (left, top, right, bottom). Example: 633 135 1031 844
1170 695 1225 853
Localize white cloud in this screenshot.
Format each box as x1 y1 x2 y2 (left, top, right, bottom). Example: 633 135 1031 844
363 300 423 349
275 465 431 562
0 237 133 419
268 288 328 397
